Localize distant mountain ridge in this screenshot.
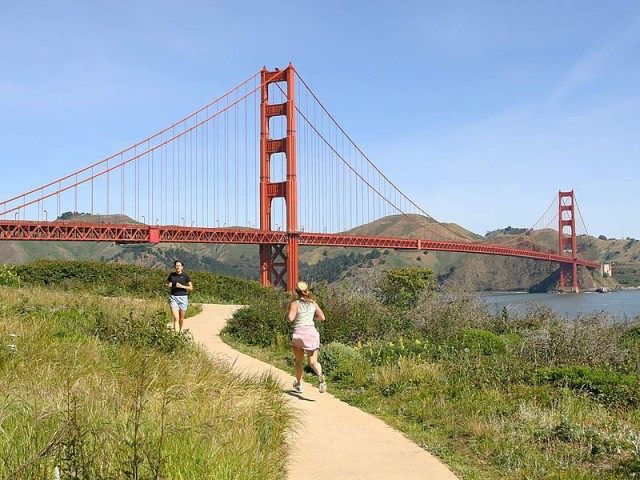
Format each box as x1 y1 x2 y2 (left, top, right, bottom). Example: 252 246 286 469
1 212 638 291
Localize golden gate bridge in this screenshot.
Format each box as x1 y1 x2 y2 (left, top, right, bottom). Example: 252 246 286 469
0 64 601 292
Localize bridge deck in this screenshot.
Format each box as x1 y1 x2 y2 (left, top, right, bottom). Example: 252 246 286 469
0 221 601 269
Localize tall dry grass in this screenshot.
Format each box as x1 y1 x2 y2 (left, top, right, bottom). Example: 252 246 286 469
0 287 291 479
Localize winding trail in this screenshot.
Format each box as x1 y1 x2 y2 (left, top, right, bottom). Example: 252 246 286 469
185 304 458 480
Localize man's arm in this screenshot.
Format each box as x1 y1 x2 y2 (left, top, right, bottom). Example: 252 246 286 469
175 280 193 292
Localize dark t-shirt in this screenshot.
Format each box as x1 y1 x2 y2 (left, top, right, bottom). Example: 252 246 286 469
167 272 192 296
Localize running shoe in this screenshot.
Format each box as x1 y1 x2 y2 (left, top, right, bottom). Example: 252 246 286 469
318 375 327 393
293 379 304 393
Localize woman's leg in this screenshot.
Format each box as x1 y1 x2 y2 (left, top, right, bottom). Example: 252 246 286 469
306 349 323 377
307 349 327 392
292 346 305 383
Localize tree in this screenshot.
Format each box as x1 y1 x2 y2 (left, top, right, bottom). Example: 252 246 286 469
375 267 436 309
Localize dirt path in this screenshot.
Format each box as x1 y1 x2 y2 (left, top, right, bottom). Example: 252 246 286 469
185 304 458 480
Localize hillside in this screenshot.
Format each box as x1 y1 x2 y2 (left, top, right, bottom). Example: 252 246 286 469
1 212 638 291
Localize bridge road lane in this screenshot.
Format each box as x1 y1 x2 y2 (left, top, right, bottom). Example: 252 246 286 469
185 304 459 480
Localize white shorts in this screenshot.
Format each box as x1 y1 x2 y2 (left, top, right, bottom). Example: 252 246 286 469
169 295 189 311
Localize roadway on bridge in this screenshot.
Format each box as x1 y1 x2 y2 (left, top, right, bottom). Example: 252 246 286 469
186 304 458 480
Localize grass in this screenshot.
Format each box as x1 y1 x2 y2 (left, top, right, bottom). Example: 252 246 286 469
0 286 292 479
5 261 640 478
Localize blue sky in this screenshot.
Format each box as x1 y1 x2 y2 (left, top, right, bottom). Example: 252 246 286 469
1 1 639 239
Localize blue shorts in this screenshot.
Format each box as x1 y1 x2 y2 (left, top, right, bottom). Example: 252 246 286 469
169 295 189 311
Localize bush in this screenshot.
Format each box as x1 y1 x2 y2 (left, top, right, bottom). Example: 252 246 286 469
0 264 21 287
514 312 630 368
374 267 436 310
318 288 402 344
453 329 506 355
411 291 493 340
536 366 640 407
222 296 290 347
319 342 366 380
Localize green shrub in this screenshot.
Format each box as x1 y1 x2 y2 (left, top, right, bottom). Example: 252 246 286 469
536 366 640 407
223 296 290 347
318 288 401 344
624 323 640 337
0 263 21 287
319 342 364 380
453 329 506 355
374 267 436 310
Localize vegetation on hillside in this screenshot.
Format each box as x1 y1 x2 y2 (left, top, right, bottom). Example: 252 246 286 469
223 267 640 479
13 259 271 304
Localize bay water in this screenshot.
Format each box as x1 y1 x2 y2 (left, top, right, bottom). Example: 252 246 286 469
479 289 640 320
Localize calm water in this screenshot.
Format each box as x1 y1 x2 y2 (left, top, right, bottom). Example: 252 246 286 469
479 289 640 320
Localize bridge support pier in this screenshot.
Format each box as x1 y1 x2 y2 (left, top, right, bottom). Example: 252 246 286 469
558 190 579 293
259 64 298 291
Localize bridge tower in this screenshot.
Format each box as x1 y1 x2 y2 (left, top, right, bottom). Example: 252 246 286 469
558 190 579 292
259 65 299 291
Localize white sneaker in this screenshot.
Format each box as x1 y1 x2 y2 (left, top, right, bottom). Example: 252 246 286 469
318 375 327 394
293 379 304 393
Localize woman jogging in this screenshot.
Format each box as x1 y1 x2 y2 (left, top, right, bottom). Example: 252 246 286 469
286 281 327 394
166 260 193 332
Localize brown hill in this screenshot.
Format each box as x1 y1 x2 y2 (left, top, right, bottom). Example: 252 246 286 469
1 213 637 291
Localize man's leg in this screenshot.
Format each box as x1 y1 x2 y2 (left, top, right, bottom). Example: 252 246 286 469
170 306 180 331
178 308 186 332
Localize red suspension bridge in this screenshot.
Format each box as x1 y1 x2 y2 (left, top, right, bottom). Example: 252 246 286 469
0 64 601 292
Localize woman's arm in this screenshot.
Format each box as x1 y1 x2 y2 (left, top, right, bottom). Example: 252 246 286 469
286 301 298 323
314 303 326 321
